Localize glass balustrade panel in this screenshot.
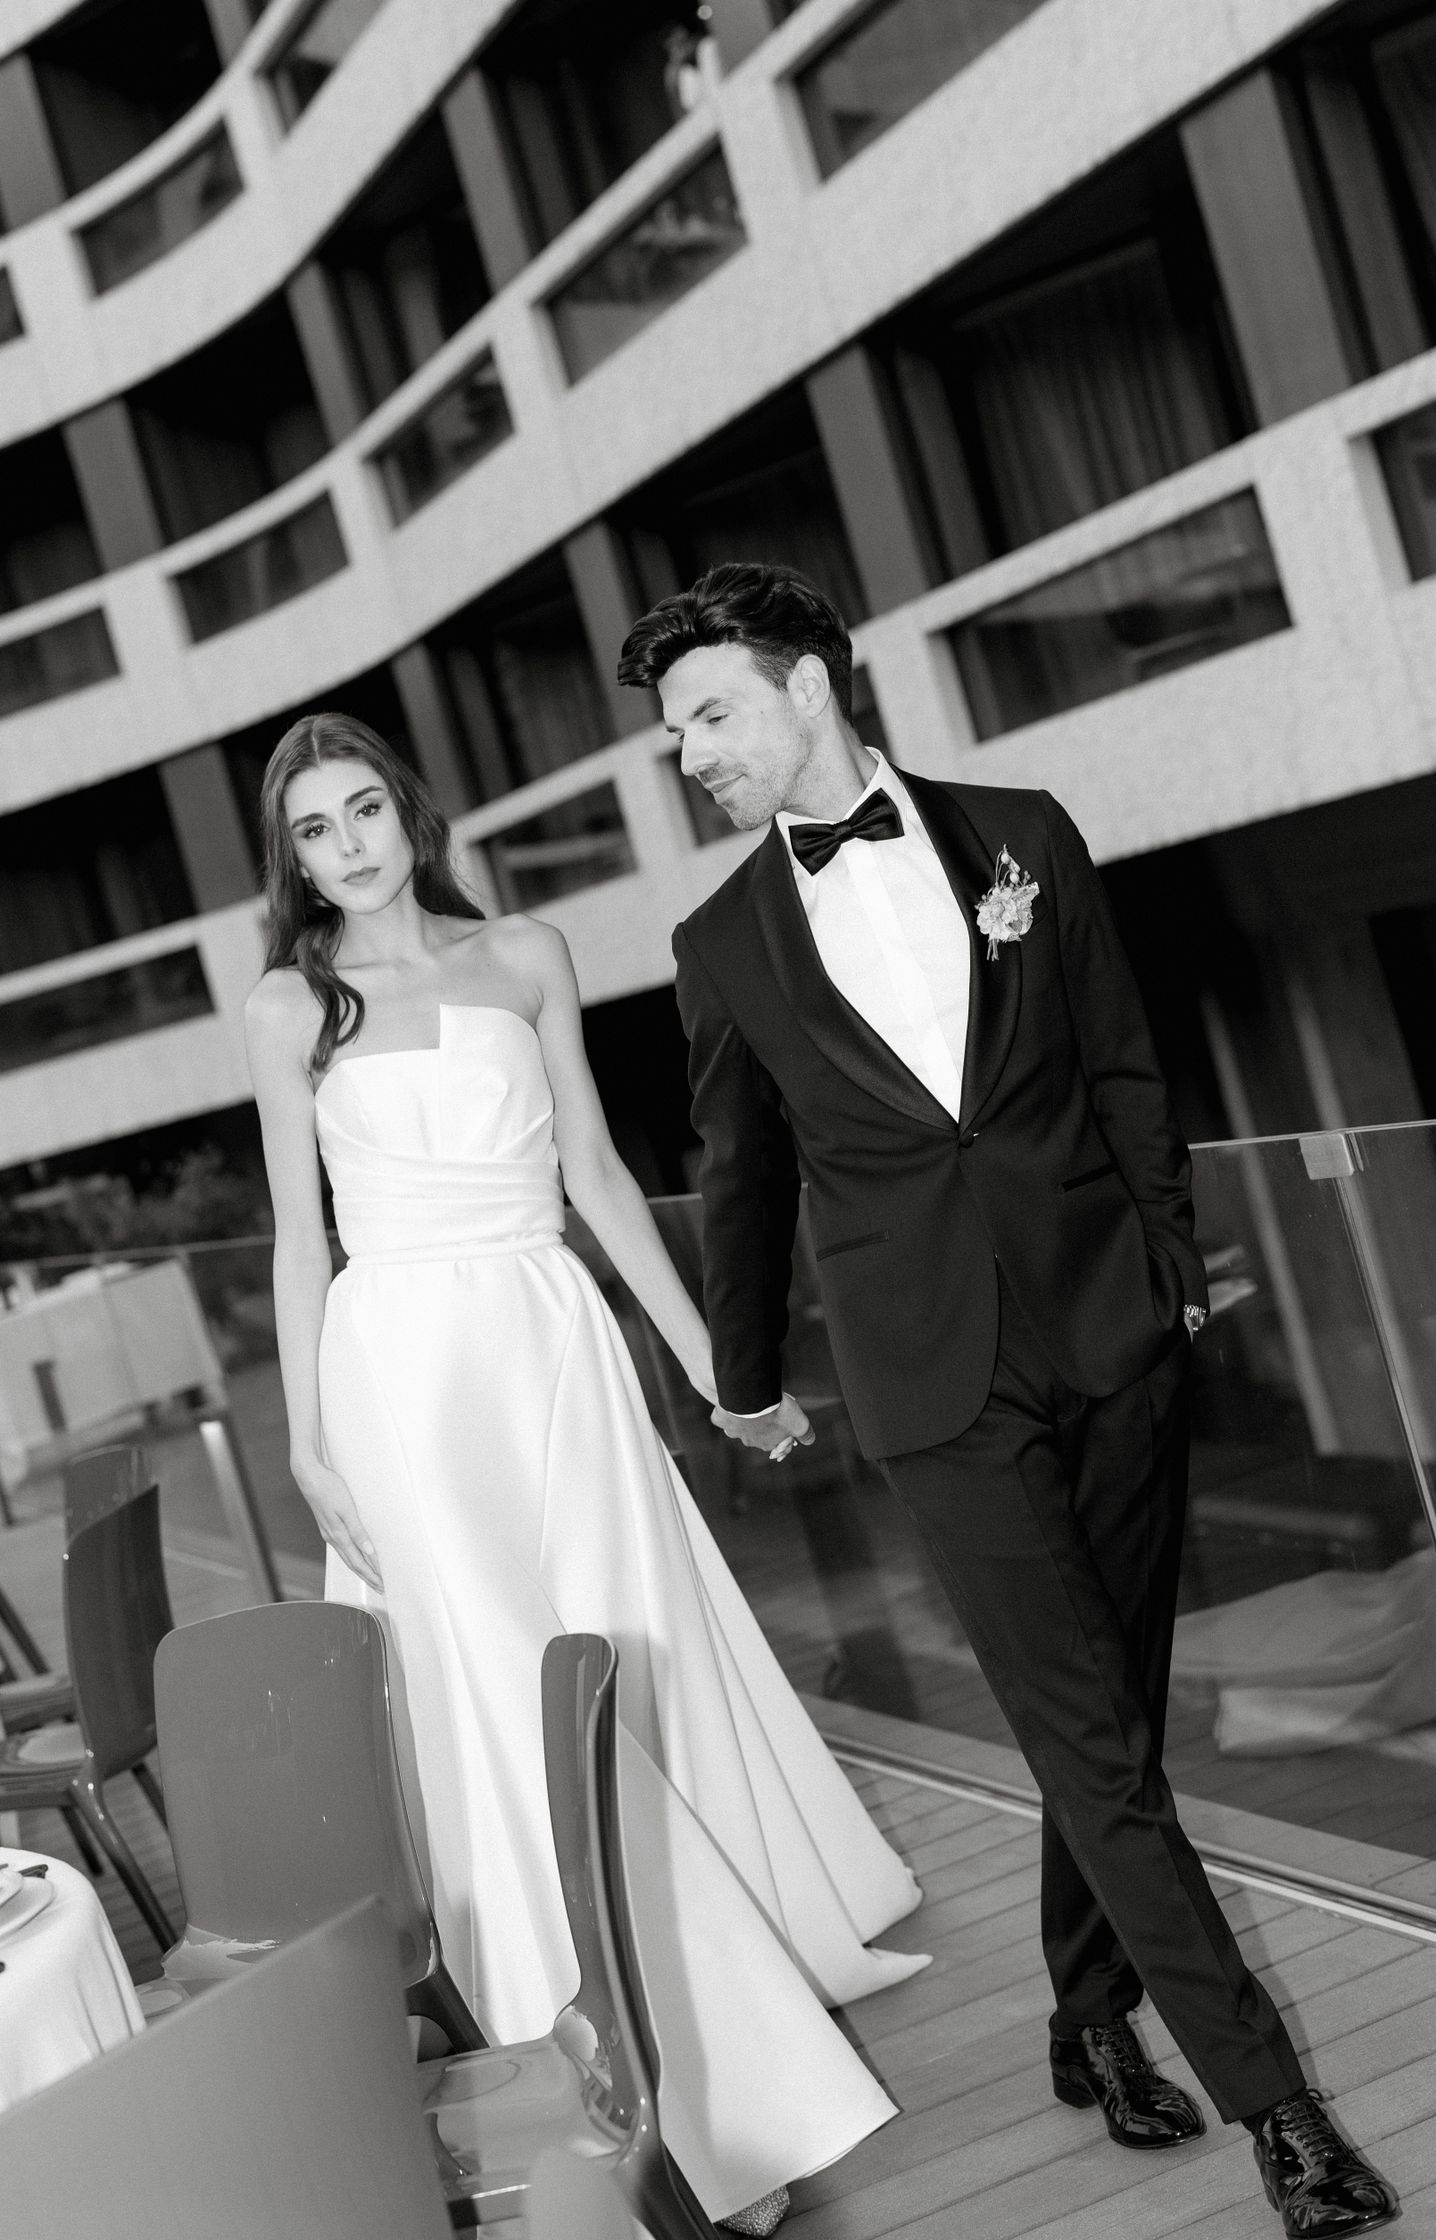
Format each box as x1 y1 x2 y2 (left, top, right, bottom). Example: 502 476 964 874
7 1125 1434 1888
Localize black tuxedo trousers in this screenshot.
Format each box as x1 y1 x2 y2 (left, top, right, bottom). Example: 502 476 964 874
883 1271 1305 2123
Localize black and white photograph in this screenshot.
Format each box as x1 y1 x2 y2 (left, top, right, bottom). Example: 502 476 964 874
0 2 1435 2234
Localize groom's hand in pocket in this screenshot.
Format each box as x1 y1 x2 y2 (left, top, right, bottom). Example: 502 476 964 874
711 1390 815 1461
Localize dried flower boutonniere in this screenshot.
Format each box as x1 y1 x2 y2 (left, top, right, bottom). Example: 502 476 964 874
975 846 1040 962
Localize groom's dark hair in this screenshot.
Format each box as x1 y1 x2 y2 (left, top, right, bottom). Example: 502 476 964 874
616 560 855 721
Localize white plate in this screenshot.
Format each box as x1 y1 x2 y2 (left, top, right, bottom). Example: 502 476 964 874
0 1876 55 1942
0 1865 22 1913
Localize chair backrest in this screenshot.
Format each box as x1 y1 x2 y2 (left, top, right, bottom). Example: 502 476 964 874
541 1634 666 2178
154 1600 435 1981
0 1899 452 2240
62 1476 174 1781
63 1440 149 1541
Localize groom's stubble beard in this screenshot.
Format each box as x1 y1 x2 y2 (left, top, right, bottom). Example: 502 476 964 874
713 703 818 831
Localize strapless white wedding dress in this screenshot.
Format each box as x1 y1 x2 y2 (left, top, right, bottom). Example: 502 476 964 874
314 1003 927 2218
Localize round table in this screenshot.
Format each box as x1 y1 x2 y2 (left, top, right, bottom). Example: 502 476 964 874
0 1846 145 2113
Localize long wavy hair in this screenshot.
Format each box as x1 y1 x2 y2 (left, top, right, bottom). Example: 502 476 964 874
259 712 484 1078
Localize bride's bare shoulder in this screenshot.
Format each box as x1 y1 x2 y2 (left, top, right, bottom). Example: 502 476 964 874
245 965 322 1056
456 911 570 975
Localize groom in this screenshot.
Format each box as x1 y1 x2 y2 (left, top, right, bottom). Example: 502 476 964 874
618 561 1397 2237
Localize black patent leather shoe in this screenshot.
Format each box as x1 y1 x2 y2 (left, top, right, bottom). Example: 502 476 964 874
1253 2091 1398 2235
1050 2018 1205 2148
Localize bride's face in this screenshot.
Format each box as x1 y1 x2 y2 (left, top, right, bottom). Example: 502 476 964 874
285 757 415 914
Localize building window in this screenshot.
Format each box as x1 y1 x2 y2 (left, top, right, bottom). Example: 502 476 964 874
0 768 194 978
0 431 100 614
372 353 512 523
483 0 713 252
0 271 23 345
130 295 329 543
548 147 745 382
879 137 1251 578
264 0 386 129
0 611 119 721
31 0 226 197
317 116 490 415
949 490 1291 739
615 386 869 621
795 0 1044 178
78 126 242 294
478 784 635 911
431 553 611 800
173 494 347 642
0 948 213 1074
1374 401 1436 578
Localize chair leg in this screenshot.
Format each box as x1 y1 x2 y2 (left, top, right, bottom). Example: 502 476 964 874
70 1781 175 1951
407 1960 487 2054
62 1801 105 1877
132 1759 167 1828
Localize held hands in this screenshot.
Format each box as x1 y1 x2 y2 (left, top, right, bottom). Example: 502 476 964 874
711 1390 815 1463
291 1455 383 1592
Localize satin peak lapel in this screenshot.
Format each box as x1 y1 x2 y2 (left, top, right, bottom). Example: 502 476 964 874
749 828 954 1133
903 775 1023 1130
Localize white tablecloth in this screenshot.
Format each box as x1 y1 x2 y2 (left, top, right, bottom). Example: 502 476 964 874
0 1847 145 2113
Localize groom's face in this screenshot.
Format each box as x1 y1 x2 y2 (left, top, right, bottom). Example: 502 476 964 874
659 643 811 831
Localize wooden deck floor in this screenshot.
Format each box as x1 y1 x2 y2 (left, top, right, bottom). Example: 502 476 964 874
5 1515 1436 2236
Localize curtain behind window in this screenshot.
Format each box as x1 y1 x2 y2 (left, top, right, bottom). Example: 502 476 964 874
956 240 1230 550
1375 19 1436 253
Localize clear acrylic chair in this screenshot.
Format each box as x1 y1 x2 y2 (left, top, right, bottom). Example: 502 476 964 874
426 1631 721 2239
0 1440 147 1737
151 1599 484 2052
0 1897 452 2240
0 1464 175 1946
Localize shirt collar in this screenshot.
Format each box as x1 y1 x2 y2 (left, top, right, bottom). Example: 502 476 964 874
777 748 921 875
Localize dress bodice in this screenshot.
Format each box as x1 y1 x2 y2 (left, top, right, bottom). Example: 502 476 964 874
315 1004 563 1263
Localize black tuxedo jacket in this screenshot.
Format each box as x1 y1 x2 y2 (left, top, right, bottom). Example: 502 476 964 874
672 776 1206 1460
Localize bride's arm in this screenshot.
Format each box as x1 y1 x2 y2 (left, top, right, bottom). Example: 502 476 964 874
526 922 718 1403
244 973 382 1588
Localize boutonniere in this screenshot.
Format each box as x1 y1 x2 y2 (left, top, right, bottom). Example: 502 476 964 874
975 847 1040 962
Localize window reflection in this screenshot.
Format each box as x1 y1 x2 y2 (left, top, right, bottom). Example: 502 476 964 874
0 949 213 1074
795 0 1044 177
0 271 23 346
548 148 745 381
373 354 512 523
265 0 386 128
0 612 118 721
950 491 1291 738
478 784 636 910
173 496 347 642
79 127 242 294
1375 402 1436 580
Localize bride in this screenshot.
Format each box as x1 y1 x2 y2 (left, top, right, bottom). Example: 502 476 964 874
244 712 928 2229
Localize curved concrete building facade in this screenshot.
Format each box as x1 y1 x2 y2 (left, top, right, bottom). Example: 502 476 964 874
5 0 1436 1182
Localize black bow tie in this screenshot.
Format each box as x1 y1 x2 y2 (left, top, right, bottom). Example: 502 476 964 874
788 789 904 874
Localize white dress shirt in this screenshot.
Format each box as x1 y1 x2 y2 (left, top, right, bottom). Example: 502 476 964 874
777 751 971 1122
